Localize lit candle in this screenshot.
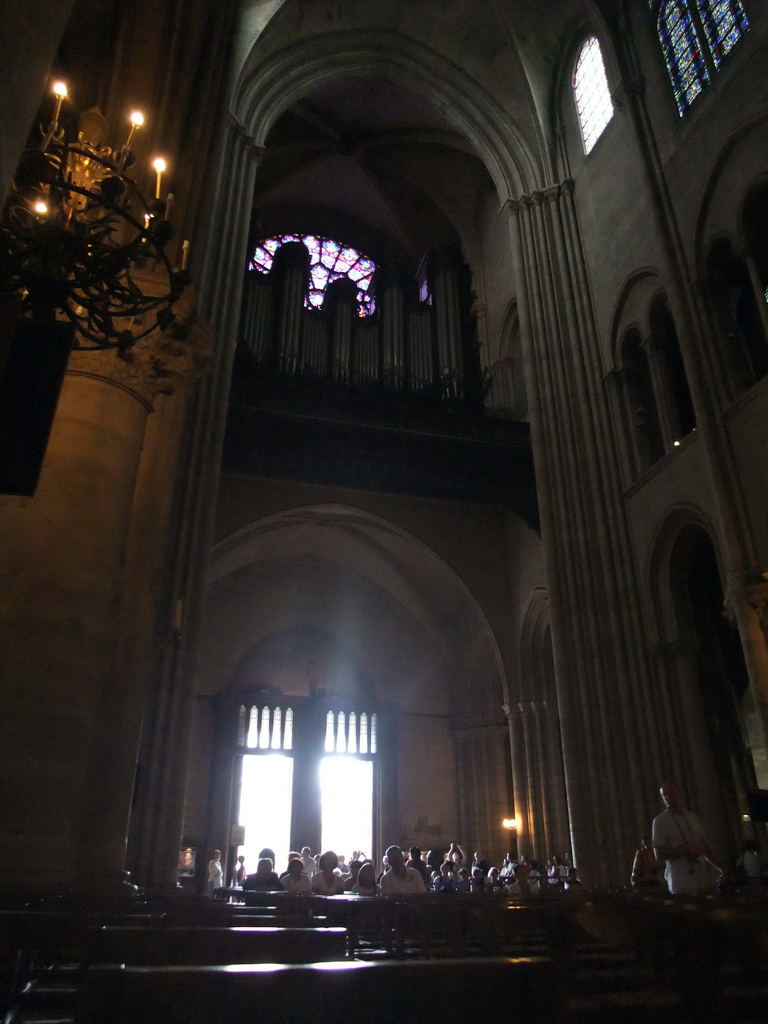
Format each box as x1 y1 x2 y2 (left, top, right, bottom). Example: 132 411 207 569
33 200 49 216
164 192 174 221
51 81 68 125
123 110 144 151
152 157 166 199
41 81 68 151
180 239 190 271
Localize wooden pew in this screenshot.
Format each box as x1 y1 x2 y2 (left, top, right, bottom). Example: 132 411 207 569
81 955 555 1024
82 926 347 967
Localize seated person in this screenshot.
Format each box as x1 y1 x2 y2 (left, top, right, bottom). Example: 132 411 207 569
407 846 430 883
485 866 504 892
343 858 363 890
311 850 346 894
432 860 457 893
500 854 516 884
454 868 473 892
380 845 427 895
464 867 482 893
242 857 284 891
426 849 445 883
280 856 310 893
527 860 542 894
352 860 381 896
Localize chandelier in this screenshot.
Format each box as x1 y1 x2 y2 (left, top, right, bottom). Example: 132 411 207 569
0 81 190 352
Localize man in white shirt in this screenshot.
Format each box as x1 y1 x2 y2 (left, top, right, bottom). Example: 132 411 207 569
301 846 317 878
207 849 223 898
380 845 427 895
652 781 722 895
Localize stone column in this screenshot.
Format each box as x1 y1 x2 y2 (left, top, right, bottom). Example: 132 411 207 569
0 305 207 893
503 703 529 858
505 183 662 884
130 119 261 890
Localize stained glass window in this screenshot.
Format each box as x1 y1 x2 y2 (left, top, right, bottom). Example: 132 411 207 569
657 1 710 116
651 1 748 115
573 37 614 154
696 0 748 67
250 234 376 316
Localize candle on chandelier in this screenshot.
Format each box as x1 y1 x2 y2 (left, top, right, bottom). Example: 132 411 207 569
51 81 68 125
152 157 167 200
180 239 190 271
124 110 144 151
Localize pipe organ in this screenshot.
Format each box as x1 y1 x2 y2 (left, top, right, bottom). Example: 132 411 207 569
238 240 481 406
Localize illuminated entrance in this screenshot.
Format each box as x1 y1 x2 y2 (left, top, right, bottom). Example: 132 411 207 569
238 754 294 874
216 696 392 879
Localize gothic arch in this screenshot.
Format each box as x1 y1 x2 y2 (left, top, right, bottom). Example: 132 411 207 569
233 29 539 201
649 505 720 646
509 586 570 863
206 503 509 721
694 113 768 268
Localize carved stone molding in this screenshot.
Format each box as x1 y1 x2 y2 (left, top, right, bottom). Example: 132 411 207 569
502 180 575 218
226 110 266 161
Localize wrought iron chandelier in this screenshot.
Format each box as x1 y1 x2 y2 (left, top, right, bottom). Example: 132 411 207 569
0 81 190 352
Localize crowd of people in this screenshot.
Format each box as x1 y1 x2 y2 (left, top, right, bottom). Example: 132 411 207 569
207 782 767 900
207 841 580 898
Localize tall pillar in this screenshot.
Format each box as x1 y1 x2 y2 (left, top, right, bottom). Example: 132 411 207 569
0 313 206 893
505 183 665 884
131 119 261 890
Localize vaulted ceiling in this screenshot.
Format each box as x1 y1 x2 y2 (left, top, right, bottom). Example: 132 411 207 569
251 76 497 270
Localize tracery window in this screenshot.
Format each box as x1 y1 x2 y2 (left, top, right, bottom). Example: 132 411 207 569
572 37 614 154
250 234 376 316
324 710 377 754
652 1 748 116
695 0 749 67
238 703 293 750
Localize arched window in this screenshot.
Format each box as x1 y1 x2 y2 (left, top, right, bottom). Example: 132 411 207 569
250 234 376 316
695 0 749 68
621 329 665 472
706 237 768 391
572 37 614 154
652 1 749 116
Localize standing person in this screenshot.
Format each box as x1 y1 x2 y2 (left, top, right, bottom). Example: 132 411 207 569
631 836 662 889
472 850 490 877
207 849 223 898
301 847 317 878
652 781 723 895
234 855 246 886
380 845 427 895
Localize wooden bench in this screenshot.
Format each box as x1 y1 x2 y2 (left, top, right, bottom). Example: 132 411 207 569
82 926 347 967
81 956 555 1024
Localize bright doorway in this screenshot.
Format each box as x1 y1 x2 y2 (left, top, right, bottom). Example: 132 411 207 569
319 756 373 861
238 753 294 877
